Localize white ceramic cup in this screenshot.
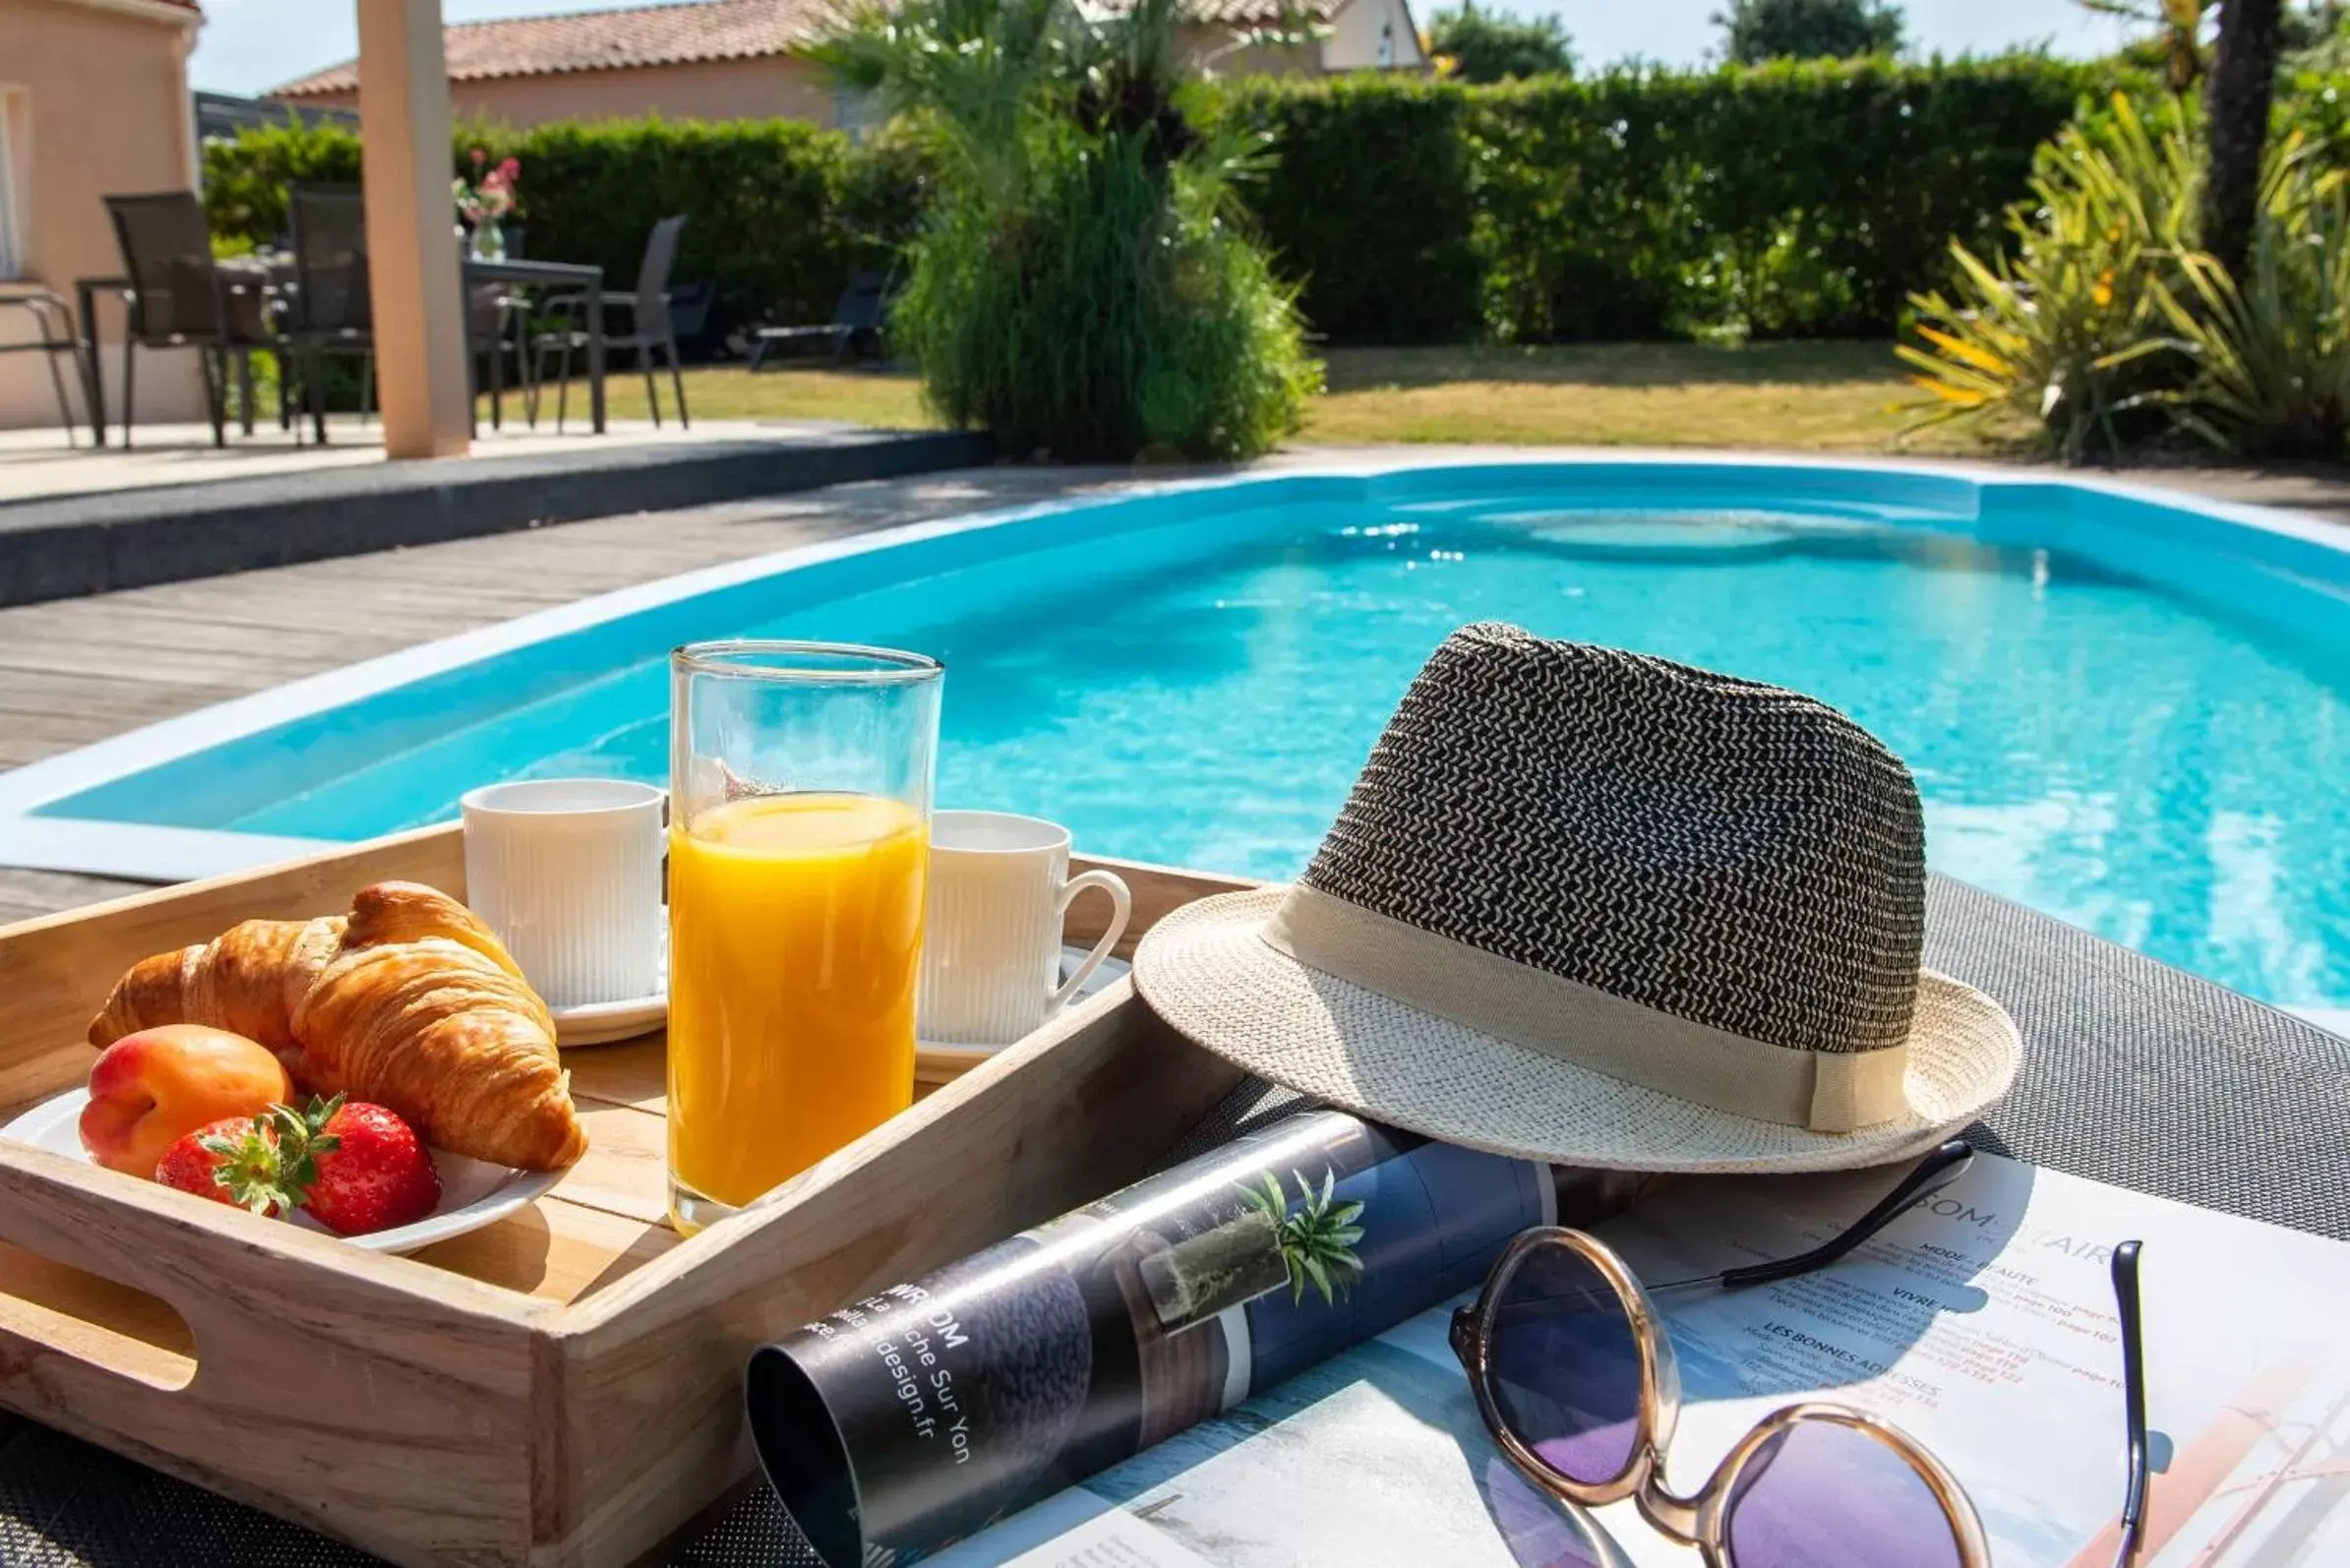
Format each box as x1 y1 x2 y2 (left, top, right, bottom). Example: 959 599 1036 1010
919 811 1132 1049
460 778 666 1010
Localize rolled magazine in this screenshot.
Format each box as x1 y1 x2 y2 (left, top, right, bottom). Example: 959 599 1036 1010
747 1103 1656 1566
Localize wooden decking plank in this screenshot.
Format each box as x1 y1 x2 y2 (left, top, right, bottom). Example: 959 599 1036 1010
0 467 1123 925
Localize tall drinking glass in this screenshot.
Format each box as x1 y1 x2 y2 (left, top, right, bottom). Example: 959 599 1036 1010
667 641 943 1235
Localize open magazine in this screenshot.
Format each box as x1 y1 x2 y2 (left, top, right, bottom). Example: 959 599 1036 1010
920 1147 2350 1567
750 1105 2350 1566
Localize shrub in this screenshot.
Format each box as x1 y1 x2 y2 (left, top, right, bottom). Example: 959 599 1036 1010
2154 131 2350 459
204 116 923 330
1903 90 2350 462
1715 0 1905 64
1208 57 2101 343
824 0 1316 460
201 119 365 246
1210 78 1484 343
1424 4 1576 84
211 60 2350 351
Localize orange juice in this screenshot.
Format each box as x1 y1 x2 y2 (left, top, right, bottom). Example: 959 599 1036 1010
666 792 928 1226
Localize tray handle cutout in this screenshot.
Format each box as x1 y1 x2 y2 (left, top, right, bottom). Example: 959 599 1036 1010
0 1147 213 1398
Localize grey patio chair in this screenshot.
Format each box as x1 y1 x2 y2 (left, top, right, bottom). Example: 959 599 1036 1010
279 183 376 446
0 281 87 444
531 213 690 432
745 271 894 370
102 192 245 448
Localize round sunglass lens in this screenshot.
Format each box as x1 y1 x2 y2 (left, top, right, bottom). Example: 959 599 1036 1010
1725 1419 1965 1568
1484 1239 1645 1487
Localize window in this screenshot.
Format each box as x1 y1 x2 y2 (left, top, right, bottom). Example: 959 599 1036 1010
1378 21 1394 68
0 89 23 282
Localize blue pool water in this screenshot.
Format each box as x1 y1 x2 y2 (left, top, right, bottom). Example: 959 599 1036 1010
22 470 2350 1013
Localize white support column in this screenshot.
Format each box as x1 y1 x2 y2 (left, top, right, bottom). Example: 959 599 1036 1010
356 0 470 458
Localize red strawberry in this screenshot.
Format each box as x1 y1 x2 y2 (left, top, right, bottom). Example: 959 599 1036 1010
154 1116 294 1217
268 1096 442 1237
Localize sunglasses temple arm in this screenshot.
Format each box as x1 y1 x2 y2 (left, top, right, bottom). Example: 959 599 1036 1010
1714 1140 1978 1291
2113 1239 2150 1568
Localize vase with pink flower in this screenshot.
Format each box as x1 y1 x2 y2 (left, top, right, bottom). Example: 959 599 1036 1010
453 149 521 262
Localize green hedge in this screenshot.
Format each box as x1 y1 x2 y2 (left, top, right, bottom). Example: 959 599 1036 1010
203 117 933 329
1209 56 2114 343
215 60 2350 347
1210 78 1483 343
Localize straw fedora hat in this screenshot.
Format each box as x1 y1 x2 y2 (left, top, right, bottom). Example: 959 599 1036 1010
1133 624 2020 1174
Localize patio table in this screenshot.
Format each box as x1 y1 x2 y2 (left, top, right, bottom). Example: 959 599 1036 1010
463 257 607 436
71 259 610 448
0 874 2345 1563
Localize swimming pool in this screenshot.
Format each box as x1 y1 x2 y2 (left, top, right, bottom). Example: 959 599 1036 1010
3 458 2345 1022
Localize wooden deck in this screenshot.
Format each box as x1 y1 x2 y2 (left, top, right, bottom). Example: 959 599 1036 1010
2 449 2343 926
0 464 1132 922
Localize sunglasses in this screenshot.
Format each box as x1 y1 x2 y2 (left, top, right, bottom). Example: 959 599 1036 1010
1453 1142 2150 1568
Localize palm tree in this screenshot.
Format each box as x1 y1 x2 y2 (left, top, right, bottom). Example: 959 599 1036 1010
2079 1 2287 280
2079 0 2214 92
2202 0 2285 280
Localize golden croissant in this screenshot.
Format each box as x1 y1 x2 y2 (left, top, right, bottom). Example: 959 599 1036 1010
88 882 588 1171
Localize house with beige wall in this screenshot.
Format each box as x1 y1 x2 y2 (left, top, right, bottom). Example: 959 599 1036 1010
271 0 1424 132
0 0 206 432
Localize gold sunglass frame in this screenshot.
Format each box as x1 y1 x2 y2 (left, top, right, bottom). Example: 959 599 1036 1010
1452 1227 1993 1568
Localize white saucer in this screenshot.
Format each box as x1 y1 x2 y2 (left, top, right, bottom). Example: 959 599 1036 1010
551 993 668 1047
0 1087 563 1255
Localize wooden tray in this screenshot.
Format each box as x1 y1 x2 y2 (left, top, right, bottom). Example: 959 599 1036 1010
0 824 1253 1567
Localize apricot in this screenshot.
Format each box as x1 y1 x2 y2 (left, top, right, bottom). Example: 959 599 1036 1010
79 1024 291 1179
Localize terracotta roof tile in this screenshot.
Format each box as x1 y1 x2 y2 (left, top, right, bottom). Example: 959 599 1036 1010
272 0 839 98
272 0 1349 98
1143 0 1342 24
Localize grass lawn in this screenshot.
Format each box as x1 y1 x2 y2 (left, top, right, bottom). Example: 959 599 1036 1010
1307 340 2001 453
566 364 935 429
564 340 2007 454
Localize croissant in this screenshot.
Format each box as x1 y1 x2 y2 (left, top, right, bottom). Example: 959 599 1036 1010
89 882 587 1171
88 914 345 1057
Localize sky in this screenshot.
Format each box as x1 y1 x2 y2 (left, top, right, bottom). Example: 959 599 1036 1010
190 0 2138 98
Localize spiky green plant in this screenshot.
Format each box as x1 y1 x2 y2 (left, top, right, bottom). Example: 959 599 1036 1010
2148 131 2350 458
1898 92 2198 462
1238 1169 1366 1306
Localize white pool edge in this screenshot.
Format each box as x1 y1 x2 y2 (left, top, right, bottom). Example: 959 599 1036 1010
2 451 2344 886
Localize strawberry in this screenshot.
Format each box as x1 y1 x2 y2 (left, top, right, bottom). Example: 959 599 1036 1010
154 1116 294 1217
267 1095 442 1237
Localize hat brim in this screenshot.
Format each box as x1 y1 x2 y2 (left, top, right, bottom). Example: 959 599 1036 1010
1133 887 2022 1175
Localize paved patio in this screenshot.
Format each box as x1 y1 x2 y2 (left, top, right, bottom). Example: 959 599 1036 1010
0 416 870 505
1 448 2344 928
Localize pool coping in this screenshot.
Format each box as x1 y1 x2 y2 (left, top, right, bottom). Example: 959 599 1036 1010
3 450 2346 888
0 427 994 609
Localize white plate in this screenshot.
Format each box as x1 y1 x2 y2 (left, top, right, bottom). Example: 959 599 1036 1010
0 1088 564 1255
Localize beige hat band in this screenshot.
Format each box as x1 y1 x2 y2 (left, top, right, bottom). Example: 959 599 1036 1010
1261 884 1912 1134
